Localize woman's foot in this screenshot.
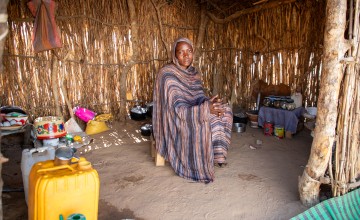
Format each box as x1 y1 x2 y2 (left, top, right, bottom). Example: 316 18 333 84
215 162 228 168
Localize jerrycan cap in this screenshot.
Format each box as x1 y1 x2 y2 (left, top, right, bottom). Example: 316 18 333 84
78 161 92 170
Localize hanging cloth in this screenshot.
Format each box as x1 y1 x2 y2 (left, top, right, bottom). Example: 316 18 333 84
28 0 62 53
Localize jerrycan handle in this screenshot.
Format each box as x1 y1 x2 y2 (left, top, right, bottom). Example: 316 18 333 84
37 164 75 173
30 146 50 154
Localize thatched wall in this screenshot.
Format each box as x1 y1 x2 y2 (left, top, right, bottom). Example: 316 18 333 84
332 0 360 196
1 0 359 204
1 0 325 121
202 0 325 108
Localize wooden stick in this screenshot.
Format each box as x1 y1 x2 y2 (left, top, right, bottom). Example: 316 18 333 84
150 0 170 60
207 0 296 24
51 51 62 116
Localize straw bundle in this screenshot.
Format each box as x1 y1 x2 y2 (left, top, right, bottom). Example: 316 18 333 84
332 0 360 196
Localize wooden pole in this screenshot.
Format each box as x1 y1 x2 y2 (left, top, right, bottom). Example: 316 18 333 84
0 1 9 218
119 0 139 121
194 3 209 70
207 0 296 24
298 0 349 206
51 52 62 116
62 53 75 118
150 0 170 61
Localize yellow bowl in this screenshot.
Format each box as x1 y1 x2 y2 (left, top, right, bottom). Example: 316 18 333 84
34 116 66 140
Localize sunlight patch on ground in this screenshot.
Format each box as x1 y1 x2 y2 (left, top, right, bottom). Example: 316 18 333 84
78 126 149 153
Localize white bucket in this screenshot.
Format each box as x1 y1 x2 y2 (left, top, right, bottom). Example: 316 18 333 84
21 146 56 205
249 121 259 128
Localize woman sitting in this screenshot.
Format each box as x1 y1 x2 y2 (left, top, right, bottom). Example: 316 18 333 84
152 37 233 183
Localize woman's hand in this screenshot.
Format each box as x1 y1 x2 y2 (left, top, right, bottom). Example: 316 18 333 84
209 95 226 117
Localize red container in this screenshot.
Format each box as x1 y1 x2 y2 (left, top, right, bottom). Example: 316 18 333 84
264 121 274 136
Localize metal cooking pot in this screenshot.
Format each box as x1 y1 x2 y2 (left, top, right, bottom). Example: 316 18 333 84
145 102 153 117
140 124 152 136
233 123 246 133
54 146 79 166
130 106 147 121
273 100 281 108
233 112 248 124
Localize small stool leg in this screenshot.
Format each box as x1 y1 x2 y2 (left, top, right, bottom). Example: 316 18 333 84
150 135 165 166
150 135 156 158
285 131 292 139
155 153 165 166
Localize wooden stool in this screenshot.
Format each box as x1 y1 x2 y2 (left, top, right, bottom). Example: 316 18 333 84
150 135 165 166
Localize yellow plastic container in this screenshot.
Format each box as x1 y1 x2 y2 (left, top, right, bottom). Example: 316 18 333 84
274 125 285 139
28 158 99 220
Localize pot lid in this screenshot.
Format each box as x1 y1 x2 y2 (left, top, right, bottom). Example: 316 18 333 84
146 102 153 107
141 124 152 131
131 106 147 114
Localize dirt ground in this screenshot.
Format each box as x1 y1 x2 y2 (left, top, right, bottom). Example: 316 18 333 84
1 119 314 220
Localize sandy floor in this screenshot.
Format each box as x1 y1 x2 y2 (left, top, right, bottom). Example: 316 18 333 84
1 119 313 220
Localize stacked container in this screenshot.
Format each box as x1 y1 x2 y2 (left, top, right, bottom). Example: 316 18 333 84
21 146 56 204
28 158 99 220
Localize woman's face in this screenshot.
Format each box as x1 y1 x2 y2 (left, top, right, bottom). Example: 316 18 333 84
175 41 193 70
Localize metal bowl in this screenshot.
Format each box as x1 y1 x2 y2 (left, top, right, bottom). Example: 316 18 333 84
233 123 246 133
273 100 281 108
54 146 78 166
286 102 296 111
263 97 272 107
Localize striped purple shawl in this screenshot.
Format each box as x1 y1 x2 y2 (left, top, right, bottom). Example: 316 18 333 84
152 62 214 183
152 38 232 183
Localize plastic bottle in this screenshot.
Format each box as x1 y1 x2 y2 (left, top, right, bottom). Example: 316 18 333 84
65 134 73 146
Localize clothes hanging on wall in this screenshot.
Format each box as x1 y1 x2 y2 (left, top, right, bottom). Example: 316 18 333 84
27 0 62 53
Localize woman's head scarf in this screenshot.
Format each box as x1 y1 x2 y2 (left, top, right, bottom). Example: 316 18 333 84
172 37 194 70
